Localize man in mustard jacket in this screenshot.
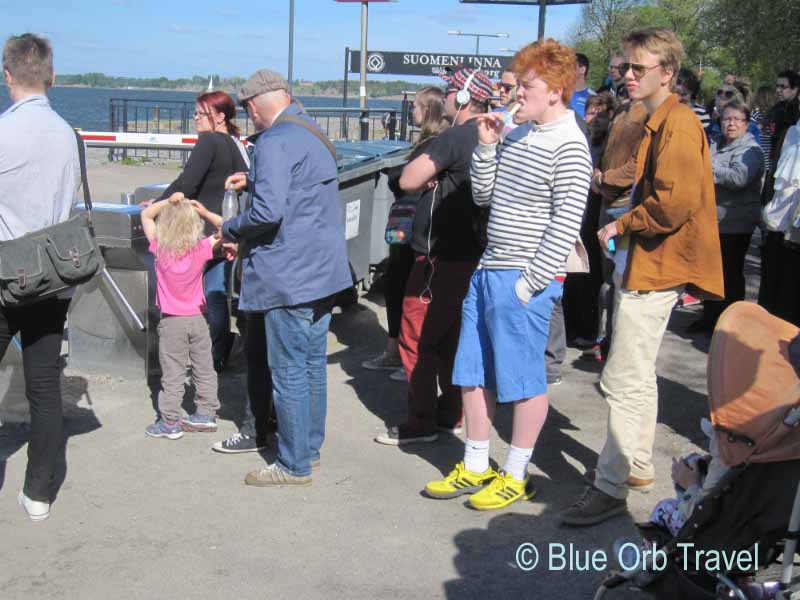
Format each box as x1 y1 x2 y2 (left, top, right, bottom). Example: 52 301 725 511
561 27 724 526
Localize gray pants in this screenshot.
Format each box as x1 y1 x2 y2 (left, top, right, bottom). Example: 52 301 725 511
157 315 219 422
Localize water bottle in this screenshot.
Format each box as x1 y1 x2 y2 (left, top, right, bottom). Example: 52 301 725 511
221 184 238 222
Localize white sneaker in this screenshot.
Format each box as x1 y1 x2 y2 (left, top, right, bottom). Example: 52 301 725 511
18 491 50 522
362 351 403 371
389 368 406 382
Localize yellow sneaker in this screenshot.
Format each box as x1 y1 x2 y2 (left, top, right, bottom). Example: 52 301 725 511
424 462 498 499
468 470 536 511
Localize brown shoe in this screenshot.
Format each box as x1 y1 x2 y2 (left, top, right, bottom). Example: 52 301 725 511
583 469 654 493
559 486 628 526
245 463 311 487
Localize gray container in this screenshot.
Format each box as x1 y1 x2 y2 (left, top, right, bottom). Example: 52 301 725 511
334 140 411 286
68 140 411 380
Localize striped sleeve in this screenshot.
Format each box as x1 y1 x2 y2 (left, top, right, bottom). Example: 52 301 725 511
470 142 499 207
522 141 592 292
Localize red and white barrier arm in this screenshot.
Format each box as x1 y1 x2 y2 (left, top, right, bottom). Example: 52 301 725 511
77 131 248 150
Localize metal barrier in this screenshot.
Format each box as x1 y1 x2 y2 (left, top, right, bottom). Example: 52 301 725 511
107 98 405 162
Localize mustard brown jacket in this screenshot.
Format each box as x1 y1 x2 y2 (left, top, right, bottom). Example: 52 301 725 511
615 94 724 299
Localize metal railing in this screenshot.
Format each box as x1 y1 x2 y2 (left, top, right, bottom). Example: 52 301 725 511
108 98 405 162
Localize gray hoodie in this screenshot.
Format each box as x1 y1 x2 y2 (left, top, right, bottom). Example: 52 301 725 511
711 131 764 234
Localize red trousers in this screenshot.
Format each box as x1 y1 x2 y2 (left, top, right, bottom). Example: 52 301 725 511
398 256 477 433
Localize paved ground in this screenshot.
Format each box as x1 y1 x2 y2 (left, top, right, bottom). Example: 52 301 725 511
0 158 759 598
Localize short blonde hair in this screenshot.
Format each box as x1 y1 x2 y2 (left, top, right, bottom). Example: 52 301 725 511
154 200 205 260
623 27 684 77
510 39 577 104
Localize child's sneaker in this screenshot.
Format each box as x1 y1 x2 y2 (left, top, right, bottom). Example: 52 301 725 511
145 418 183 440
181 413 218 432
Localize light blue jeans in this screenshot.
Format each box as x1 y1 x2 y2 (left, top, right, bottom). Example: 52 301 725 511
262 305 331 477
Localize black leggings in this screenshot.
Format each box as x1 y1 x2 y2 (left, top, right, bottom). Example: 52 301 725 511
0 298 70 502
385 244 415 339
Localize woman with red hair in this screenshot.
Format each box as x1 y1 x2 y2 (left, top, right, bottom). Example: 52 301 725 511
157 90 249 384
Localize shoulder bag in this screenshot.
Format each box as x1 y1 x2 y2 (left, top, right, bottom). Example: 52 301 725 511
0 130 104 307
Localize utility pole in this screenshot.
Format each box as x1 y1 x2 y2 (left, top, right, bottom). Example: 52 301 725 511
359 1 369 140
538 0 546 40
288 0 295 93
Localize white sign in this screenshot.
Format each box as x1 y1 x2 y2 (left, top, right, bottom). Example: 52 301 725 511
345 199 361 240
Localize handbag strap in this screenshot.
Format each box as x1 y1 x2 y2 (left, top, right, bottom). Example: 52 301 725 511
273 113 337 162
73 129 92 213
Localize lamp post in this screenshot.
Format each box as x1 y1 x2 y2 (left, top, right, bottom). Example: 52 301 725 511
447 30 509 56
458 1 591 41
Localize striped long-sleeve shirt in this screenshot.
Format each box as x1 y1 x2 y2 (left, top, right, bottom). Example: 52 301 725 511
470 110 592 295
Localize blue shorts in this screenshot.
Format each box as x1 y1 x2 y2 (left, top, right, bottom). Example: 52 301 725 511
452 269 562 403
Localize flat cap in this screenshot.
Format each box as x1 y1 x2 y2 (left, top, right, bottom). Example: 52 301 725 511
239 69 289 101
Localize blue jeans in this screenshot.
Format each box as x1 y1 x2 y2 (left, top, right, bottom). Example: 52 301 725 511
263 305 331 477
203 259 232 366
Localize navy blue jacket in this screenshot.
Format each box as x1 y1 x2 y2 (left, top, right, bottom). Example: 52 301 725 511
222 103 351 311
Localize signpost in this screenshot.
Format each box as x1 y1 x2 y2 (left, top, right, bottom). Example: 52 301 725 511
335 0 396 140
348 50 512 79
459 0 591 40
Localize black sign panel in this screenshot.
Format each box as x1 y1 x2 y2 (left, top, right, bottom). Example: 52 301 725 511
349 50 512 79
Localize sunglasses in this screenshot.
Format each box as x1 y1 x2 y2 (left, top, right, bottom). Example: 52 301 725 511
499 83 515 92
716 89 735 99
618 62 660 80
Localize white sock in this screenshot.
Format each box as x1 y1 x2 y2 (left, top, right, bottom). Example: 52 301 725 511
503 445 533 482
464 439 490 474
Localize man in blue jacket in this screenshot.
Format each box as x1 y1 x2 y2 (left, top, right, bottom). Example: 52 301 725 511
222 69 352 486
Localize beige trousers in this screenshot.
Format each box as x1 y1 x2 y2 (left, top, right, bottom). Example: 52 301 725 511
157 315 219 422
594 285 683 499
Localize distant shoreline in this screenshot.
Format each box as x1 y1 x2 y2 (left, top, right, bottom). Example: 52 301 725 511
50 84 407 100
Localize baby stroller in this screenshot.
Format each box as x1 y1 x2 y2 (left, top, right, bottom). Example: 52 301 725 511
595 301 800 599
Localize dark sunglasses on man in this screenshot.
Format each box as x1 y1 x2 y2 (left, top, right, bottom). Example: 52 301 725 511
499 83 515 92
716 89 735 99
617 62 660 80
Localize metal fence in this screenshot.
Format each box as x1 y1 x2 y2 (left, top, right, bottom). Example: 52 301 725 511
108 98 407 162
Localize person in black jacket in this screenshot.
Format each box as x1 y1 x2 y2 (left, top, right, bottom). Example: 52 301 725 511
157 91 249 373
361 87 449 380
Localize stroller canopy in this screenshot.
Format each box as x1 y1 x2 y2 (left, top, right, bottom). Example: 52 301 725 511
708 302 800 466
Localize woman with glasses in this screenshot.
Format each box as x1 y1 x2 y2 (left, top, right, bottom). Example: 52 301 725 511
709 85 761 145
689 99 764 333
156 91 250 374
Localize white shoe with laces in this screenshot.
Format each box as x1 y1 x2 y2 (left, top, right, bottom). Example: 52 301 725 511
18 491 50 522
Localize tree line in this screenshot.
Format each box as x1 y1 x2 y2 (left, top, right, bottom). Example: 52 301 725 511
570 0 800 101
55 73 425 97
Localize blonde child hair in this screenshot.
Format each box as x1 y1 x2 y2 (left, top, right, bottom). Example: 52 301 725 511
154 197 205 259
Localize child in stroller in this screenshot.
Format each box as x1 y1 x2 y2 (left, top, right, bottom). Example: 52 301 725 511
647 417 730 537
596 301 800 599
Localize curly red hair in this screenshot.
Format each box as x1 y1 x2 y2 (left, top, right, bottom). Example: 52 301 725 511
510 38 578 105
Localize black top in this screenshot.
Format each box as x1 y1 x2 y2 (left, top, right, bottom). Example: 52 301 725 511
410 118 486 261
387 135 438 203
160 131 249 234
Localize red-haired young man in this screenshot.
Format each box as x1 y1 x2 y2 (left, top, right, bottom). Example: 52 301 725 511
424 39 593 511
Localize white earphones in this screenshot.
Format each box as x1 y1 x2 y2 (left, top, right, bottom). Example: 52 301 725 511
453 69 480 124
456 69 478 106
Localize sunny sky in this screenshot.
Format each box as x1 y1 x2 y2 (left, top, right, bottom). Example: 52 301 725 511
1 0 585 81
